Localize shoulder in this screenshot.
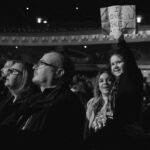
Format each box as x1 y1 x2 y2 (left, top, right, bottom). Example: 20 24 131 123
58 88 78 101
87 97 96 108
56 88 83 109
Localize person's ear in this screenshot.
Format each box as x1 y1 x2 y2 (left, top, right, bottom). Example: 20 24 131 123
56 68 64 78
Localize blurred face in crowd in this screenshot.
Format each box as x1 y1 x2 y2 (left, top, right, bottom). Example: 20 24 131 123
110 54 125 77
5 62 23 90
32 52 64 90
99 72 113 96
1 60 14 79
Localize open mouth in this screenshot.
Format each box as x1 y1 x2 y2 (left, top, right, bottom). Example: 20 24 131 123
103 86 109 90
113 69 121 73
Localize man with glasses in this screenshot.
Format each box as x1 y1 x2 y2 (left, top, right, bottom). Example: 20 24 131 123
1 60 15 80
0 59 41 149
16 51 85 150
0 59 14 101
32 52 65 91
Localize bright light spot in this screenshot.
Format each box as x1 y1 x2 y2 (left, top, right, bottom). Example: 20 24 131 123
36 17 42 23
75 7 79 10
26 7 29 10
84 45 87 48
43 20 48 24
137 16 142 23
15 46 18 49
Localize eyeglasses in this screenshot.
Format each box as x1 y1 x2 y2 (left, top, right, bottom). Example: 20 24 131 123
34 60 59 69
7 68 22 75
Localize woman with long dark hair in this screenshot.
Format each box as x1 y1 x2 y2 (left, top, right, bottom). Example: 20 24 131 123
108 35 146 149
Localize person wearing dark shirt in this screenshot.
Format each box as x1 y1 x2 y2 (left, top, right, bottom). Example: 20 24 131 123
108 35 146 149
0 60 14 101
0 60 40 149
16 51 85 150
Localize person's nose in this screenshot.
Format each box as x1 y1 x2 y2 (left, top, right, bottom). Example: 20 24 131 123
32 64 37 70
103 79 107 84
114 63 119 68
1 68 4 73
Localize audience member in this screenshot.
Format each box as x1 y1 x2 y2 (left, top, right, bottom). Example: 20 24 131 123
0 59 40 148
71 74 93 109
0 59 14 101
15 51 85 150
84 67 115 150
108 35 146 149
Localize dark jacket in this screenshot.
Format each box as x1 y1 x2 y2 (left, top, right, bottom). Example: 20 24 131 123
84 38 145 150
0 80 9 102
0 84 41 149
113 37 144 127
15 81 85 150
0 84 40 126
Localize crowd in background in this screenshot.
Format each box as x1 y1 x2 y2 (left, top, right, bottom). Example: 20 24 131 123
0 35 150 150
70 73 150 130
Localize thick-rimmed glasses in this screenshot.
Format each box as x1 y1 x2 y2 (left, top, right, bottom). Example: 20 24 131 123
7 68 22 75
34 60 59 69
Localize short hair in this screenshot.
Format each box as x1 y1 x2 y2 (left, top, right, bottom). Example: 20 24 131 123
108 36 143 88
1 60 15 78
3 59 15 67
45 50 75 85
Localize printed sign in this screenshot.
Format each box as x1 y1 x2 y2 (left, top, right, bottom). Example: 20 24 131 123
100 5 136 39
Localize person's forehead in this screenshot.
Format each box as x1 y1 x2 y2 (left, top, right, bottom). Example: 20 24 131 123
12 62 23 70
99 72 109 79
111 55 122 61
42 52 62 64
4 60 14 67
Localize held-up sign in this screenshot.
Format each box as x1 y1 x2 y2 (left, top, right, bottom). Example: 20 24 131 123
100 5 136 39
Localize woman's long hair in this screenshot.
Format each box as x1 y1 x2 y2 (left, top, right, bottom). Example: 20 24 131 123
12 61 35 96
108 35 143 89
93 67 115 108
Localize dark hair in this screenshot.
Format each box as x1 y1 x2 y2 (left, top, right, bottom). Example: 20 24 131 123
109 36 143 89
109 36 138 74
62 53 75 85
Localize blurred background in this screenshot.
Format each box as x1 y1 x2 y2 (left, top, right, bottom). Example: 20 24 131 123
0 0 150 81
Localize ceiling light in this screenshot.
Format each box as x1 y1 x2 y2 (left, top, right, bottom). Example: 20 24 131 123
75 7 79 10
137 16 142 23
36 17 42 23
43 20 48 24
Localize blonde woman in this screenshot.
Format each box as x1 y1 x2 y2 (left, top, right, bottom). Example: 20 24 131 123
84 67 115 150
86 67 114 132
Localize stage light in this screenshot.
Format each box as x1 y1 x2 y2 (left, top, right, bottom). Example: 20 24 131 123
137 16 142 23
75 7 79 10
43 20 48 24
36 17 42 23
26 7 29 10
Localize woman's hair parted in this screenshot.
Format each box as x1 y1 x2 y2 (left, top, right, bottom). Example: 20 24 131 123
93 66 115 99
12 61 34 95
